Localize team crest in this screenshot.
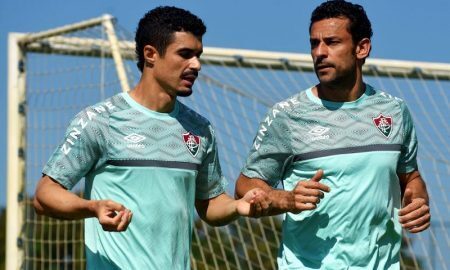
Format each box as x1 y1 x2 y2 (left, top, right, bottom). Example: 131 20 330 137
182 132 201 157
372 114 393 138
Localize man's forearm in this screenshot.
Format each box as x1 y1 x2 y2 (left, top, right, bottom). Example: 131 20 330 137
195 193 240 226
264 189 295 215
399 171 429 201
34 175 97 220
398 170 430 233
235 174 293 216
406 177 428 201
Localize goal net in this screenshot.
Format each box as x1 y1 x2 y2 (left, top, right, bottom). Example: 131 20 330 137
7 15 449 270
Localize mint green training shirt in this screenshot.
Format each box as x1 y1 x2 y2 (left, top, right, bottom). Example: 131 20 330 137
43 92 227 269
242 84 418 270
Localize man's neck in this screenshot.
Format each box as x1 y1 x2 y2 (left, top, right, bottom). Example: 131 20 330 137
129 77 176 113
314 80 365 103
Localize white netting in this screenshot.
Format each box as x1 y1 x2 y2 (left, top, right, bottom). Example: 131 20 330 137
8 16 449 270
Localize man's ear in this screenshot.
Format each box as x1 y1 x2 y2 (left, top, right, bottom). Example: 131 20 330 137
355 38 371 60
143 45 158 68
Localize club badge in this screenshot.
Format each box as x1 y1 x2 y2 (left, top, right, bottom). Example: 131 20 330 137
372 113 393 138
182 132 201 157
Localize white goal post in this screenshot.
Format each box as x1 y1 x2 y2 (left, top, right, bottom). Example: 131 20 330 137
7 14 450 270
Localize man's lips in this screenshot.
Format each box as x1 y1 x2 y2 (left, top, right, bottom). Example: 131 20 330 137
181 72 198 84
182 74 197 82
315 63 334 70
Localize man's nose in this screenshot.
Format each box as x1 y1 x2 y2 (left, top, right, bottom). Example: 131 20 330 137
190 57 201 71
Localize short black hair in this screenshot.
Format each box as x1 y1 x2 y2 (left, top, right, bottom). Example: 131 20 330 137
309 0 373 44
135 6 206 72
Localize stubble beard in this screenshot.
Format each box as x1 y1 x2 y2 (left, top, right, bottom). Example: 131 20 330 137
177 88 193 97
316 64 357 92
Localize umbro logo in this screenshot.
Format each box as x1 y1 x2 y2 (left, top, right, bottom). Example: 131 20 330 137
308 125 330 141
124 133 146 148
124 133 146 143
308 126 330 136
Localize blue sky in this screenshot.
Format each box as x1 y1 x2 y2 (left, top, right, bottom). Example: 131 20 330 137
1 0 449 207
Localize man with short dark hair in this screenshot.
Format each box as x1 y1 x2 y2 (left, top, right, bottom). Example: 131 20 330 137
34 6 268 269
236 1 430 269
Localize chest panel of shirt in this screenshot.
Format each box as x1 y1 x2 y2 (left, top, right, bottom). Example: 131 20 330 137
106 108 207 165
287 95 404 156
276 93 404 217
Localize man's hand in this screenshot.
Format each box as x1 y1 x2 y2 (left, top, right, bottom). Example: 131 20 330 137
236 188 271 217
94 200 133 232
34 175 134 230
234 170 330 216
398 188 430 233
290 169 330 214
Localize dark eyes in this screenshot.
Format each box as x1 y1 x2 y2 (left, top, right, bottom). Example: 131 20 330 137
179 51 192 59
310 39 340 48
179 50 202 59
